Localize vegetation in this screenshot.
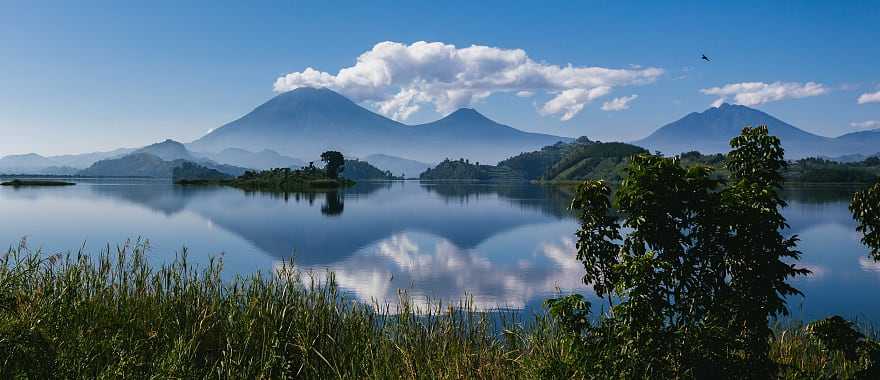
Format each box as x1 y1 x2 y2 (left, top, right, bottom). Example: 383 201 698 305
419 158 524 181
495 137 647 182
177 152 356 191
341 159 399 180
851 180 880 260
321 151 345 179
227 165 354 191
2 240 880 379
785 157 880 184
0 179 75 186
171 162 232 182
542 126 809 377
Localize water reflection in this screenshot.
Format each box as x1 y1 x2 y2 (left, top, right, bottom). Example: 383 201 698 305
0 180 877 319
317 228 588 309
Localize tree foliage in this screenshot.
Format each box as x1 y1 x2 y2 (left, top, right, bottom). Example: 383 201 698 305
555 125 809 378
851 181 880 259
321 151 345 179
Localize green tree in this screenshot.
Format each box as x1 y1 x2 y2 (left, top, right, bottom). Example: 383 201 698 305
320 151 345 179
851 181 880 259
557 125 808 378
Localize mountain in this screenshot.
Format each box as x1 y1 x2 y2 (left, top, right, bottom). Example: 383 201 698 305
831 129 880 157
189 87 569 164
634 103 835 158
198 148 304 170
362 154 431 178
497 137 647 182
49 148 135 169
0 153 79 175
79 152 248 178
133 139 196 161
78 153 182 177
0 153 59 173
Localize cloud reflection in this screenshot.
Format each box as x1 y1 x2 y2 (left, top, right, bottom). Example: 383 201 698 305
288 232 590 311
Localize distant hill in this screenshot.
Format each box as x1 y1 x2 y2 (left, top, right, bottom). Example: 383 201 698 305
79 152 247 178
78 153 181 177
189 87 569 164
172 162 232 181
341 159 395 180
634 103 880 159
133 139 196 161
420 159 525 182
48 148 135 169
362 154 431 178
0 153 80 175
498 137 647 181
197 148 304 170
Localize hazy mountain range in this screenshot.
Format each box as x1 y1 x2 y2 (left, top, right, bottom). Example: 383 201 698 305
188 87 570 164
3 88 880 177
635 103 880 159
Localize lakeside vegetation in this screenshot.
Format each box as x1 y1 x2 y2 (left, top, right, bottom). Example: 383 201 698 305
0 179 75 187
417 136 880 186
1 241 878 379
5 129 880 378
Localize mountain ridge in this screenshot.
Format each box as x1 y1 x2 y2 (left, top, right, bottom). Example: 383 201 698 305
634 103 880 159
189 87 570 164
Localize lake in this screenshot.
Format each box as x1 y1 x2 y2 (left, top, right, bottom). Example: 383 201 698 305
0 179 876 322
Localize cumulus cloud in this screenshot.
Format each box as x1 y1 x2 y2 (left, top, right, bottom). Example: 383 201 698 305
274 41 663 121
601 94 638 111
859 90 880 104
700 81 828 106
851 120 880 129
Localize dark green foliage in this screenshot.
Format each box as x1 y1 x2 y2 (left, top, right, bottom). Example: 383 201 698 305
851 181 880 259
321 151 345 179
0 179 74 186
787 158 879 183
230 166 354 191
557 125 810 378
171 162 232 181
498 140 589 180
341 159 396 180
419 158 524 181
541 142 647 181
807 316 865 361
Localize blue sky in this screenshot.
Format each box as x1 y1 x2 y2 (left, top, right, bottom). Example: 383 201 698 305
1 1 878 155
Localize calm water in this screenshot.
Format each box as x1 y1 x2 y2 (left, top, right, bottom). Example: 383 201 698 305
0 179 876 321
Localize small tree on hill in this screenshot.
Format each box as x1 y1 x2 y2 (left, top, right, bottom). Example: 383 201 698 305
320 151 345 179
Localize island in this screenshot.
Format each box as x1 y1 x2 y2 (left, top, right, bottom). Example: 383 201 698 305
1 179 76 187
175 151 356 191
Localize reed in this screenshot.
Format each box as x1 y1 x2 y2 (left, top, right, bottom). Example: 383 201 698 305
0 241 873 379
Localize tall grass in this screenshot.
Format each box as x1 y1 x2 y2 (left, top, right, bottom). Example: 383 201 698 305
0 241 873 379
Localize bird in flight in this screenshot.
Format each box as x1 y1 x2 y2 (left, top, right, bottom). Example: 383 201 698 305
701 54 711 62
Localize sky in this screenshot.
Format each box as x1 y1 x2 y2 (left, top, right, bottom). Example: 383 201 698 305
1 1 879 156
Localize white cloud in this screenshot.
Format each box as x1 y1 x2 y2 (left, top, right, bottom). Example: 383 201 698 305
858 90 880 104
851 120 880 130
540 87 611 120
700 81 828 106
601 94 638 111
274 41 663 121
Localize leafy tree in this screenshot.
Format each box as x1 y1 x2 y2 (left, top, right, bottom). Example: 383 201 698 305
851 181 880 259
556 125 808 378
320 151 345 179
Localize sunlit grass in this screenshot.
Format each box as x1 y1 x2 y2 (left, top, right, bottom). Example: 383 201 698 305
0 241 873 379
